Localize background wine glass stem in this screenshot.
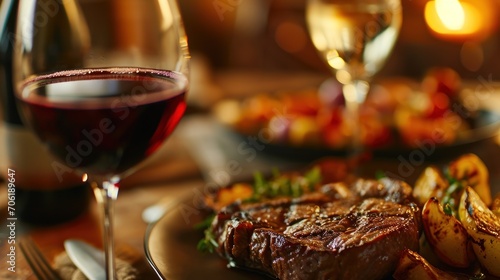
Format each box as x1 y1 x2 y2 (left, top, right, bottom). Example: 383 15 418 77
343 80 370 149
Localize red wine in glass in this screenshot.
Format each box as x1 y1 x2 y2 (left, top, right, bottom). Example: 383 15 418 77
16 67 187 176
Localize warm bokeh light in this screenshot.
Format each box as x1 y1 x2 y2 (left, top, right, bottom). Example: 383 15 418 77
326 50 345 70
424 0 498 42
425 0 481 37
274 21 307 54
82 173 88 182
435 0 464 31
460 42 483 71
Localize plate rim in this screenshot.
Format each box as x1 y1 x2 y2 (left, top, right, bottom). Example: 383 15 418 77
144 210 169 280
143 195 188 280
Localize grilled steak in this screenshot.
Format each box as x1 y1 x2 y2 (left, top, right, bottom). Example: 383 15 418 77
210 178 421 280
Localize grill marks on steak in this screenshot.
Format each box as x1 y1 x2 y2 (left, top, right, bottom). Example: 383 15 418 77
211 178 420 280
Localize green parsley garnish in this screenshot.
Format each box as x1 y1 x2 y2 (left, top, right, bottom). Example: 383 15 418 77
194 214 216 230
196 227 218 253
441 167 470 218
375 170 387 180
248 167 322 201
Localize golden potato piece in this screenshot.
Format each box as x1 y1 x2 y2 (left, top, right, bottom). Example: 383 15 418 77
413 166 448 206
448 153 492 207
393 249 459 280
459 187 500 277
492 193 500 218
422 197 474 267
204 183 253 212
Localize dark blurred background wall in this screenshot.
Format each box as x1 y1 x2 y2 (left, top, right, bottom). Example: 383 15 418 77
179 0 500 81
3 0 497 81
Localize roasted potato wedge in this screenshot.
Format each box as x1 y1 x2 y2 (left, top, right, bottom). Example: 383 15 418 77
393 249 459 280
458 187 500 277
422 197 474 267
204 183 253 212
492 193 500 218
448 154 492 206
413 166 448 206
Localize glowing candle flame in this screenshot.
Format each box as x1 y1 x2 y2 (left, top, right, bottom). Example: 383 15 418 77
424 0 487 38
435 0 465 30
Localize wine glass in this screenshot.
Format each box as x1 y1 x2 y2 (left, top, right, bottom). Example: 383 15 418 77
13 0 189 278
306 0 402 150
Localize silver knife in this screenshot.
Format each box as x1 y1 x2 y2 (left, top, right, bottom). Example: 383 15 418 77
64 239 106 280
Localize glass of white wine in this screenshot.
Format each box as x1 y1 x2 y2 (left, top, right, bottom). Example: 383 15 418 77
306 0 402 151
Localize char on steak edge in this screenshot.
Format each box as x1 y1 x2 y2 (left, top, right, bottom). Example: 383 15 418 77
210 178 421 280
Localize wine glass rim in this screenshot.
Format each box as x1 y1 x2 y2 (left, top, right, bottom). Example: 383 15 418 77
21 67 187 85
16 67 188 108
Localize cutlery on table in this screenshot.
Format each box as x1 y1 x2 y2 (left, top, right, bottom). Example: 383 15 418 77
19 237 62 280
64 239 106 280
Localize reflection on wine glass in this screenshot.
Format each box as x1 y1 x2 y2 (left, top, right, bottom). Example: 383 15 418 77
13 0 189 278
306 0 402 150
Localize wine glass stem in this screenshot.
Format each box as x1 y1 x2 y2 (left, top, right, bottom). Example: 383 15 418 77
342 80 369 152
93 180 119 280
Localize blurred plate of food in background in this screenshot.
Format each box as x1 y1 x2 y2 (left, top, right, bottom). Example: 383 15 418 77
213 68 500 158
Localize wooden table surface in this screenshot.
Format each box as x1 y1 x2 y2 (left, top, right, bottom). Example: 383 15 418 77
0 133 204 279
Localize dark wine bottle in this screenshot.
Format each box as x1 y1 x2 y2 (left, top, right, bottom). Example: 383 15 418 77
0 0 91 226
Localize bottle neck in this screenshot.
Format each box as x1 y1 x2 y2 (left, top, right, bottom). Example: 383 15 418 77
0 0 22 125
